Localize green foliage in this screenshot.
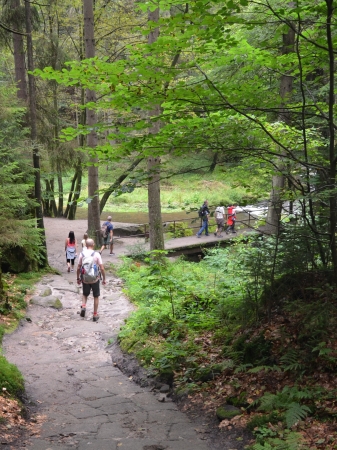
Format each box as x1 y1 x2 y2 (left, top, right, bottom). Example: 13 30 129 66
124 242 149 261
0 356 24 396
247 411 284 431
252 428 304 450
165 221 193 238
252 386 313 429
279 350 305 375
0 84 46 273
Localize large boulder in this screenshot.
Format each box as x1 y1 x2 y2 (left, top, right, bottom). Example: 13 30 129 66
113 226 144 237
2 246 39 273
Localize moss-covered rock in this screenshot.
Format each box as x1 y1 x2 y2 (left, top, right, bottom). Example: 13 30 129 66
155 369 174 387
2 246 38 273
30 295 63 309
216 404 241 421
40 287 52 297
227 392 249 408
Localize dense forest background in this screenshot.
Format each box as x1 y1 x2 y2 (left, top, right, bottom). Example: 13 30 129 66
1 0 337 448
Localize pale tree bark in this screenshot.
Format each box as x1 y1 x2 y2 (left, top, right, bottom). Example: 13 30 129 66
147 7 164 251
266 26 295 234
12 0 27 102
83 0 101 243
25 0 47 263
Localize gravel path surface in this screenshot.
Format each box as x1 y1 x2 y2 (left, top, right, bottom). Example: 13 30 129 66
2 218 214 450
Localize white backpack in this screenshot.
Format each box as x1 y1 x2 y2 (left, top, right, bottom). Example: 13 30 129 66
215 207 223 219
80 251 99 283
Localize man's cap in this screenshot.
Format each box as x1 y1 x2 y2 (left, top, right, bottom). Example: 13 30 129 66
107 216 112 220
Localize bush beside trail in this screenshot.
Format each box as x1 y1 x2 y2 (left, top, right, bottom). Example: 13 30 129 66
116 234 337 450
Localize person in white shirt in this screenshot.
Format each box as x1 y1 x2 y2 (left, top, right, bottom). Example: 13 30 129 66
214 205 225 237
76 239 106 322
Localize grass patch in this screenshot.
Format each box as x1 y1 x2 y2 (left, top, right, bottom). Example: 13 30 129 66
0 356 24 396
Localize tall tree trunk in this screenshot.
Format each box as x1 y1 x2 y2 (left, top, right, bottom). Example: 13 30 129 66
83 0 101 243
147 7 164 251
68 165 83 220
64 170 78 218
12 0 27 102
25 0 48 263
266 27 295 234
57 162 64 216
44 180 51 217
49 179 58 217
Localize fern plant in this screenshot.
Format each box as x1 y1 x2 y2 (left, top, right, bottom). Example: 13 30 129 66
252 430 304 449
285 403 311 428
279 349 305 374
251 386 312 428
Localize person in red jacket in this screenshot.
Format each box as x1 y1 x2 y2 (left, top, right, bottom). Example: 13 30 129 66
226 204 237 234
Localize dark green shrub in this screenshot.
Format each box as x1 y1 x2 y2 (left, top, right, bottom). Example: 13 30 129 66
230 333 272 366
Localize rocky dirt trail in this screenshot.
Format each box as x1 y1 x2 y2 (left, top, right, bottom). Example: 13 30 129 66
2 218 217 450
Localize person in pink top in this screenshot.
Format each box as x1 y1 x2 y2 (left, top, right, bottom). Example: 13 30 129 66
76 238 106 322
65 231 77 273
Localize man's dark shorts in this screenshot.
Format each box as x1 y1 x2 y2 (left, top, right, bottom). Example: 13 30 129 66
83 281 100 297
103 235 114 246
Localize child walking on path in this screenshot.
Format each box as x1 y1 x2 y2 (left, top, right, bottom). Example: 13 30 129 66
81 233 88 249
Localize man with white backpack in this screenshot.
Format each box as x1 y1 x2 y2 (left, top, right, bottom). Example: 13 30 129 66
76 238 106 322
214 205 225 237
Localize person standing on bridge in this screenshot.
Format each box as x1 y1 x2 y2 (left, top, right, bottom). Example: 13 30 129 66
226 204 237 234
196 200 210 237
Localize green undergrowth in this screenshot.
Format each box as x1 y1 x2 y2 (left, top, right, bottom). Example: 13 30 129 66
0 270 47 397
117 233 337 449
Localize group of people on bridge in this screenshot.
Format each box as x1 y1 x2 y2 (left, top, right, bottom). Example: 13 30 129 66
196 200 237 238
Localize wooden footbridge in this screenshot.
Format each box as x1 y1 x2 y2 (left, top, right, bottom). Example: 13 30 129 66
114 211 259 258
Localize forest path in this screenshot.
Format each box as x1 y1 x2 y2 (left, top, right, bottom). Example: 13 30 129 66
3 218 212 450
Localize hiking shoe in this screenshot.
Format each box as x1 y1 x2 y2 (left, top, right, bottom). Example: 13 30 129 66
214 232 217 236
80 306 86 318
196 234 201 238
93 314 99 322
67 267 70 273
109 252 115 255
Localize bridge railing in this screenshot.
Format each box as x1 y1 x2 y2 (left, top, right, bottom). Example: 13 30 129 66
134 211 259 240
